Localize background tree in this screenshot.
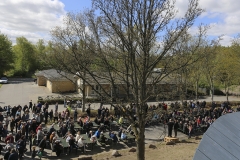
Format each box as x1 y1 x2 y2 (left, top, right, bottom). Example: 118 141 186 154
49 12 96 112
35 39 49 70
13 37 37 76
215 46 239 101
0 33 14 76
202 40 220 102
49 1 205 160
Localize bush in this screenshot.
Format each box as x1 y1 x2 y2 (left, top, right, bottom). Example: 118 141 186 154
37 97 106 105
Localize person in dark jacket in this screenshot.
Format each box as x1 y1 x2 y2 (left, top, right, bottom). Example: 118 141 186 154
38 136 47 151
31 146 37 160
10 119 15 134
17 135 26 159
86 105 91 117
8 149 19 160
174 119 179 137
109 131 118 143
98 132 107 144
15 130 22 142
167 119 174 137
49 109 53 122
44 110 49 124
53 141 63 157
61 124 68 137
4 147 11 160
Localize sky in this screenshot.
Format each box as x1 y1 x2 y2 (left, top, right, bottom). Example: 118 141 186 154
0 0 239 46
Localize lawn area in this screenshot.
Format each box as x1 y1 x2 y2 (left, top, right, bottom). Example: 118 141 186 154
75 137 200 160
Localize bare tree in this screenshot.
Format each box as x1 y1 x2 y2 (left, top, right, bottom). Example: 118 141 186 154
48 1 207 160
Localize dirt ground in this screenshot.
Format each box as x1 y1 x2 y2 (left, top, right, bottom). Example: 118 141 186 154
88 138 201 160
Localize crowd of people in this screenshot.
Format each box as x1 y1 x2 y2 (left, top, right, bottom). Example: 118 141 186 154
147 100 237 139
0 100 128 160
0 99 238 159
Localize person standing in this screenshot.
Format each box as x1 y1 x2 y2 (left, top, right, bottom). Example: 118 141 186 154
36 128 44 145
17 136 26 160
38 136 47 152
55 102 58 112
188 123 193 139
44 110 49 125
49 109 53 122
4 147 11 160
31 146 37 160
167 119 174 137
53 111 58 122
173 119 179 138
86 104 91 117
29 100 33 111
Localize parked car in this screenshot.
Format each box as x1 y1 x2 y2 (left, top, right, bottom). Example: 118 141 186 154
0 77 8 84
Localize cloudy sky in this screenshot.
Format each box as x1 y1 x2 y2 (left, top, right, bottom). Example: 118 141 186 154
0 0 239 46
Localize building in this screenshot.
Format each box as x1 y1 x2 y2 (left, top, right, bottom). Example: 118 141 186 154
76 71 180 101
35 69 76 93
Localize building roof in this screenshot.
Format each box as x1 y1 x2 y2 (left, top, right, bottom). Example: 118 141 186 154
193 112 240 160
77 72 179 85
35 69 75 81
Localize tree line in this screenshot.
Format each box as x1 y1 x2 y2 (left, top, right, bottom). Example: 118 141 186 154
0 35 49 77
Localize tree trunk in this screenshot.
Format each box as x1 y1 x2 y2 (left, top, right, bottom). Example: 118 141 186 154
226 82 229 101
211 86 214 102
136 123 145 160
82 73 86 112
195 81 199 100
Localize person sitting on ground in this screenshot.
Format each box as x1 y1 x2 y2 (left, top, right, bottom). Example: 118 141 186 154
77 117 83 127
75 131 81 142
88 130 93 138
109 131 118 143
119 116 124 125
84 116 90 124
98 132 107 144
94 116 100 125
118 128 123 137
94 128 101 138
77 136 85 153
103 117 110 129
65 132 72 143
90 135 97 143
121 131 127 140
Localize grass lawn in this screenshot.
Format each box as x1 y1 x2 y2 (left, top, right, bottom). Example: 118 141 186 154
74 137 201 160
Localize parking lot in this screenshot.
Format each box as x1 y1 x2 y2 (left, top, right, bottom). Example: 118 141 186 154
0 78 54 106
